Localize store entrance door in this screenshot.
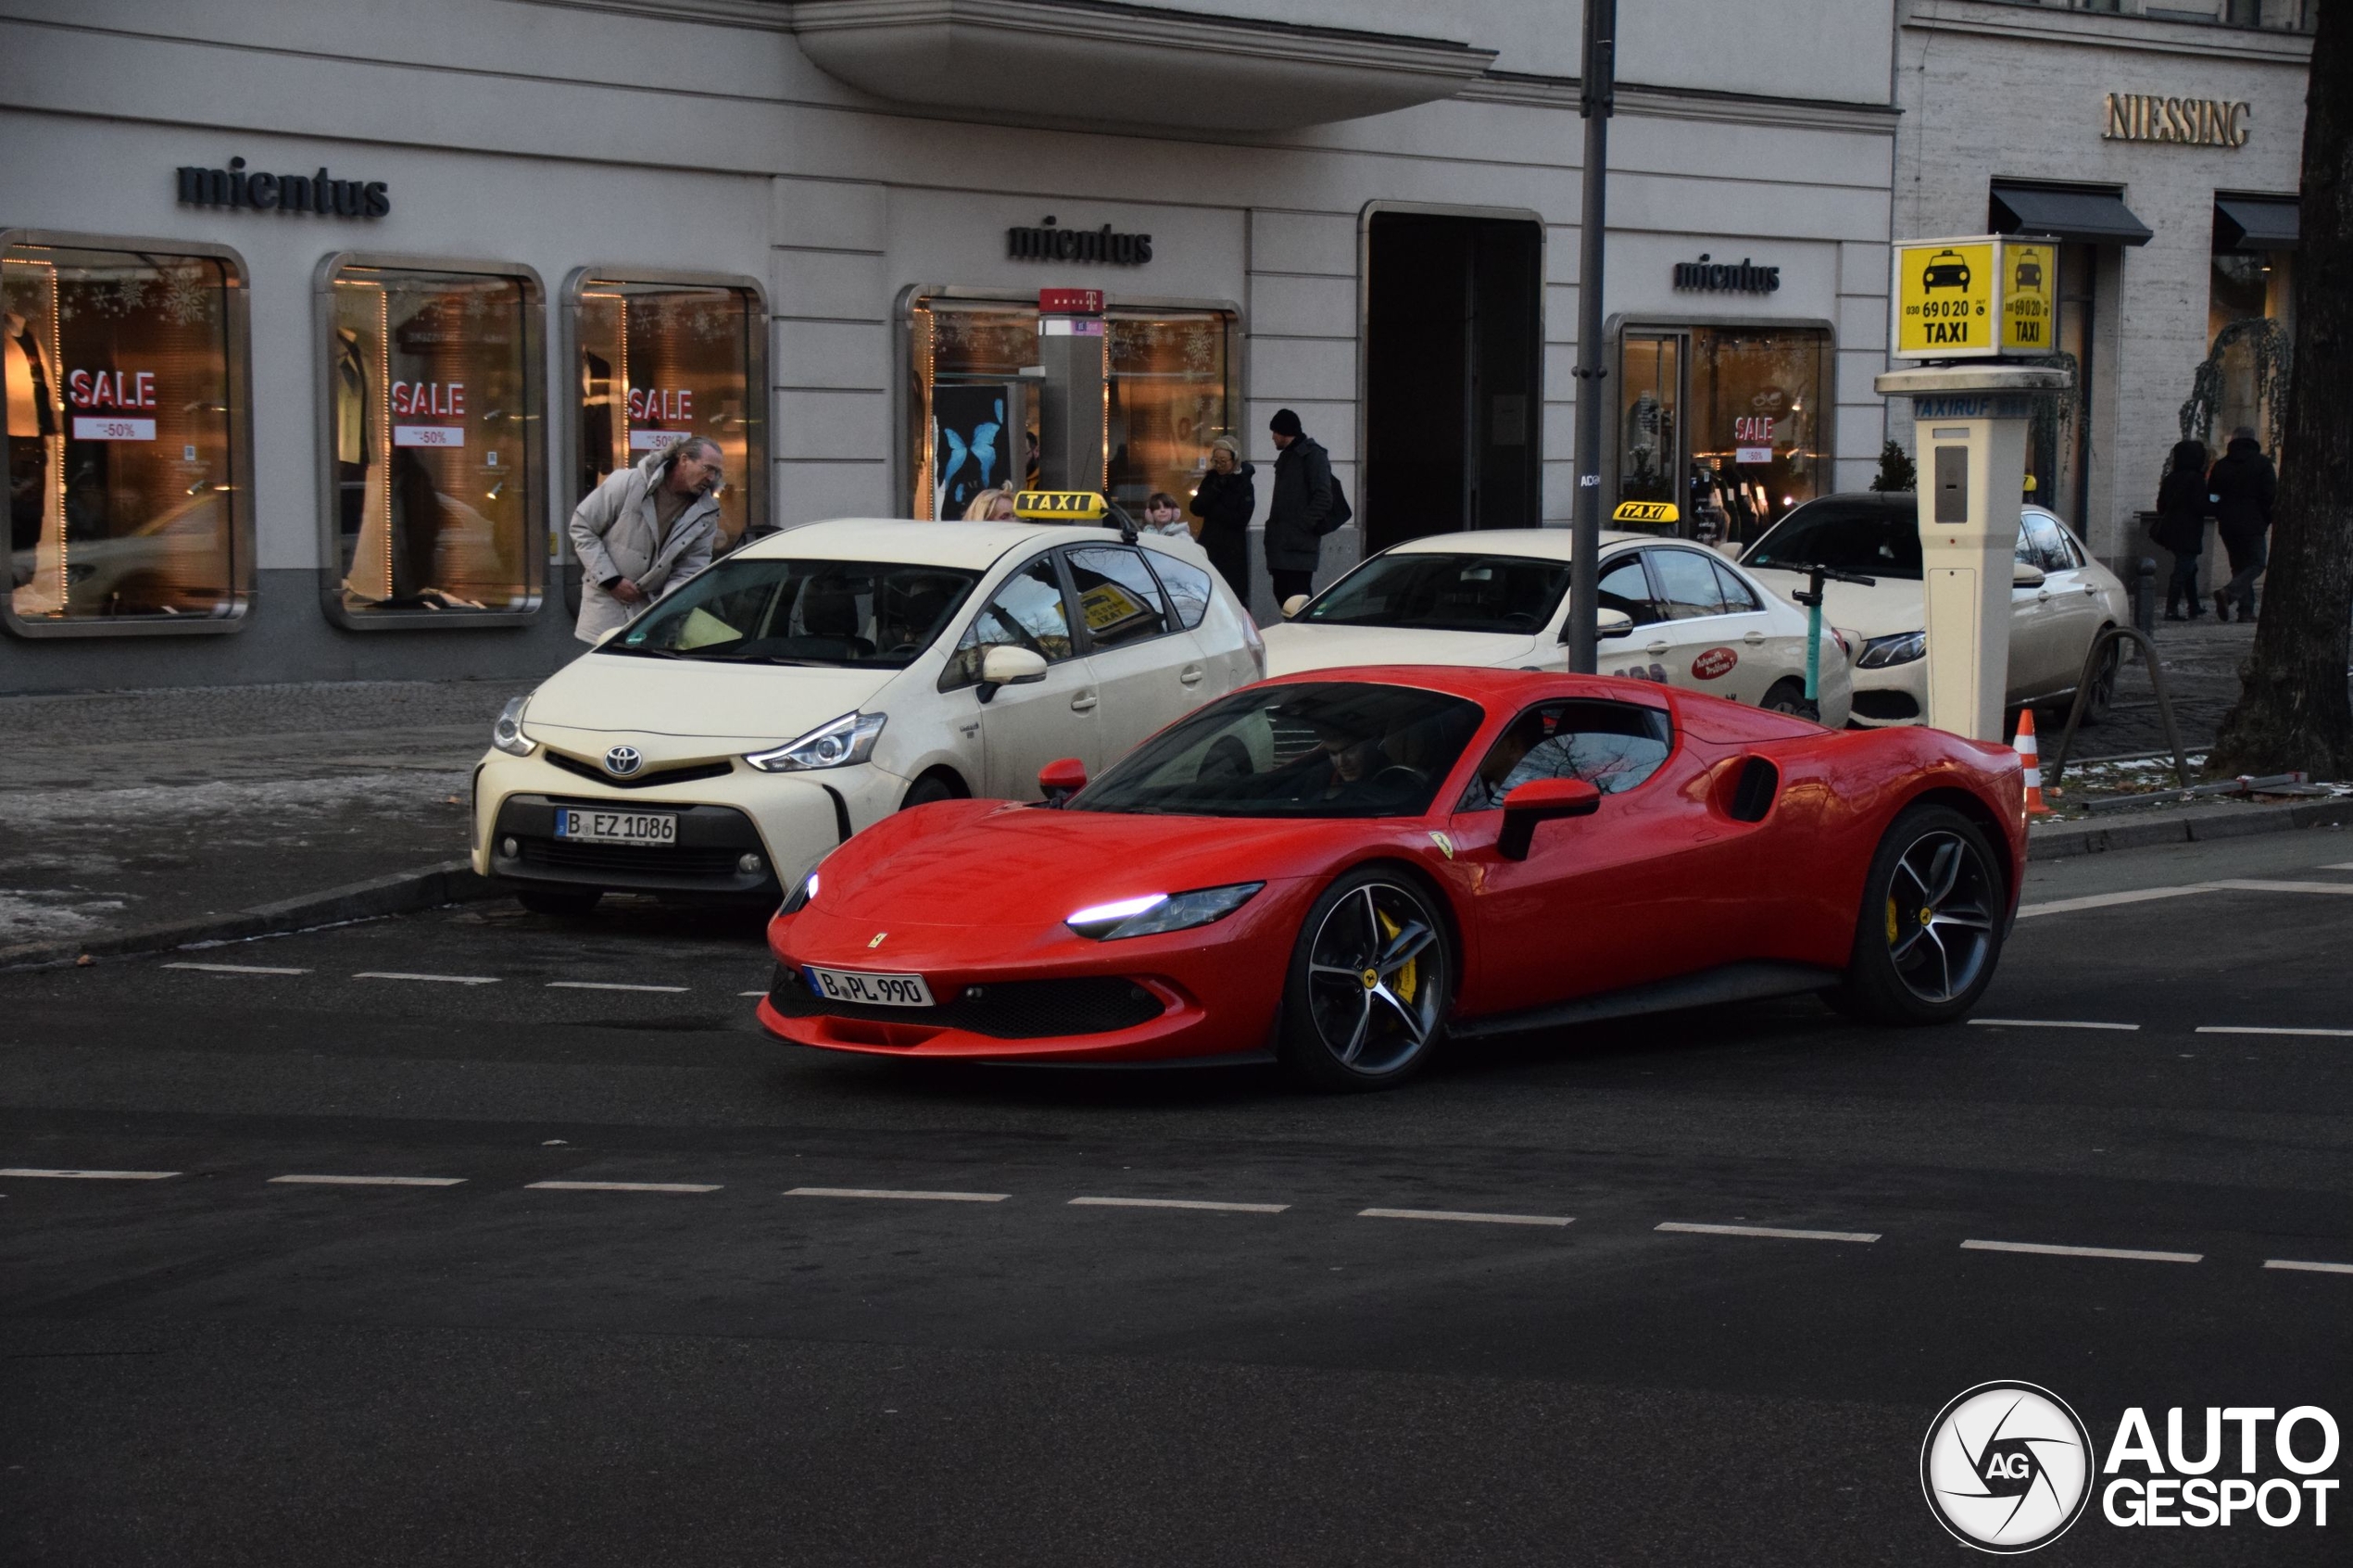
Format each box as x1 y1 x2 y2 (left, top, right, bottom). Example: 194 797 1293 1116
1362 212 1541 555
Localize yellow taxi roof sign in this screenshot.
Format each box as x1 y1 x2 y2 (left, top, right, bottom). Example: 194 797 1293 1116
1012 490 1109 521
1613 500 1679 525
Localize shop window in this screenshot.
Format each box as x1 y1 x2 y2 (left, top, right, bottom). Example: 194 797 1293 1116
1613 324 1831 551
320 257 543 624
570 271 765 549
907 293 1235 521
2194 249 2292 455
5 234 252 635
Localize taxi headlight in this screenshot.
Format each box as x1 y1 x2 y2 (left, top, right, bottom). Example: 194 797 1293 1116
492 694 537 757
746 711 887 772
1856 630 1927 669
1065 883 1264 940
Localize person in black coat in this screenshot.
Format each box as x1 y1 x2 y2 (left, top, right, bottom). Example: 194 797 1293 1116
1189 434 1255 602
2150 438 2209 621
1263 408 1335 607
2207 427 2276 621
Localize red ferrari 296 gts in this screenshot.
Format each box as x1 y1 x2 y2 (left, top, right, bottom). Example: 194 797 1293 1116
757 668 2025 1090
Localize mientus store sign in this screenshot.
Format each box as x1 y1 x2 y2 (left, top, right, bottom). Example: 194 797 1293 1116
176 157 390 218
1006 216 1153 265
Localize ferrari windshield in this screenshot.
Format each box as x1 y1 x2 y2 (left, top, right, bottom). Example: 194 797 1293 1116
1743 500 1924 581
607 558 978 668
1074 682 1485 819
1301 552 1571 633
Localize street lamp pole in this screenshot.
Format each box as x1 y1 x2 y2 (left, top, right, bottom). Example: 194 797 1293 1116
1567 0 1617 674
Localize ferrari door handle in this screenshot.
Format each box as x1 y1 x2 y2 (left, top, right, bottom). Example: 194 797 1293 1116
1070 691 1098 711
1178 664 1204 685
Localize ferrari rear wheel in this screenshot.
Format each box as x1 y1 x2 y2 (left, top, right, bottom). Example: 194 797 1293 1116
1834 804 2005 1025
1277 869 1453 1092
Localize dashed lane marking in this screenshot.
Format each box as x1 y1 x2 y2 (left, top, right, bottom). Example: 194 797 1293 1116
2324 862 2353 872
526 1180 721 1193
1360 1207 1573 1227
1656 1222 1879 1243
353 972 499 985
1969 1018 2141 1031
786 1186 1008 1203
268 1174 467 1187
0 1167 179 1181
163 962 311 975
1962 1238 2201 1263
1070 1196 1290 1213
738 991 766 997
546 982 691 994
2019 879 2353 920
2196 1025 2353 1038
2265 1259 2353 1275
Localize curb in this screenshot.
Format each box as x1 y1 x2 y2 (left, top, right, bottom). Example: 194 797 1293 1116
0 860 505 973
2028 795 2353 861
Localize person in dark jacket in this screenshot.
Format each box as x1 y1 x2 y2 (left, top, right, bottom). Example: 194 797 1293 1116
2207 426 2276 621
2151 438 2209 621
1263 408 1334 607
1189 434 1255 601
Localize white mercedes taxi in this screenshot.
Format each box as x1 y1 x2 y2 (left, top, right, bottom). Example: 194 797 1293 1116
473 505 1263 914
1259 528 1852 726
1740 494 2129 728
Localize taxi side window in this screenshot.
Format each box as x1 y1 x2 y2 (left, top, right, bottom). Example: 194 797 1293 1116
940 555 1076 690
1647 547 1729 620
1144 551 1214 631
1457 699 1673 812
1065 546 1173 650
1712 559 1763 614
2020 511 2073 572
1598 554 1664 627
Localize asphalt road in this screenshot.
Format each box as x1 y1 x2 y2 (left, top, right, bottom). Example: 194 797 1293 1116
5 827 2350 1565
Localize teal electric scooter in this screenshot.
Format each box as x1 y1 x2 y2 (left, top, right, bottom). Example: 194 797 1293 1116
1792 561 1875 719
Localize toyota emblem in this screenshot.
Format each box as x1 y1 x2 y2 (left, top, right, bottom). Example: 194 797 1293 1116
603 745 644 777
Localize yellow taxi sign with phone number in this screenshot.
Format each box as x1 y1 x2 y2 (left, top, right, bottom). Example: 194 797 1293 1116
1612 500 1679 525
1012 489 1109 521
1891 234 2058 360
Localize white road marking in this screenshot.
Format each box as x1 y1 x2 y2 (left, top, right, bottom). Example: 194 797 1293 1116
2019 879 2353 921
163 962 310 975
2214 878 2353 896
1360 1207 1572 1227
1969 1018 2141 1031
1656 1222 1879 1243
1962 1238 2201 1263
268 1174 466 1187
2196 1025 2353 1038
353 972 499 985
2265 1259 2353 1275
1070 1196 1290 1213
0 1167 179 1181
2324 862 2353 872
546 982 690 994
785 1186 1007 1203
525 1180 720 1193
738 991 766 997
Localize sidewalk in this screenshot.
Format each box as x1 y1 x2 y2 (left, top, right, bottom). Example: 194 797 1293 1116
0 681 513 958
2063 612 2253 761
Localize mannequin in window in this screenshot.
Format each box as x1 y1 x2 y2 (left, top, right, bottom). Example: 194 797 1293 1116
6 307 64 612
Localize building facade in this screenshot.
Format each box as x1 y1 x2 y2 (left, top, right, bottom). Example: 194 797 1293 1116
0 0 1906 695
1894 0 2314 577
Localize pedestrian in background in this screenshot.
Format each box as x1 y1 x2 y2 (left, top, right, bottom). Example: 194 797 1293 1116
1263 408 1337 608
1141 491 1190 537
2151 438 2209 621
1190 434 1255 602
2207 425 2276 622
962 484 1017 521
569 435 724 644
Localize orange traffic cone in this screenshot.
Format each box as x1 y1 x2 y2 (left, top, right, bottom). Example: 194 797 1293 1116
2016 708 2054 817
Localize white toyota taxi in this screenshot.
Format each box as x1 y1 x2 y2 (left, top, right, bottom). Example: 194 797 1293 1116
1260 528 1852 726
473 497 1263 914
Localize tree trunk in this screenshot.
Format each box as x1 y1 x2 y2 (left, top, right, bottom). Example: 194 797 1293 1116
2211 6 2353 778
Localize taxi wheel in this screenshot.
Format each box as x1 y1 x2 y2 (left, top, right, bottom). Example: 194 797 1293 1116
2073 636 2120 727
1277 868 1453 1092
901 773 961 809
1762 678 1819 721
1833 804 2005 1026
516 887 600 918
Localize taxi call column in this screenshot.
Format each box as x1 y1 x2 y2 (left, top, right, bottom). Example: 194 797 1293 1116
1874 365 2069 740
1035 287 1106 493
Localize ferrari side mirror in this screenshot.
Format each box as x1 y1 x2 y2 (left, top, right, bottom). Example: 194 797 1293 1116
1038 757 1088 804
976 644 1050 704
1281 594 1310 619
1497 776 1602 860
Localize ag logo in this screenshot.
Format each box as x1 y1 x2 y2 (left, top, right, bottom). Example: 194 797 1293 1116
1921 1382 2093 1553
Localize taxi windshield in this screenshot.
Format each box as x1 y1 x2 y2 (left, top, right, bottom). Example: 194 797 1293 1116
1073 682 1485 819
1743 500 1924 581
607 558 978 668
1300 553 1571 633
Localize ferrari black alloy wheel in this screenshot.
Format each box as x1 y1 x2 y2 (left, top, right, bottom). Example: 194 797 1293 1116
1835 803 2006 1026
1278 868 1453 1091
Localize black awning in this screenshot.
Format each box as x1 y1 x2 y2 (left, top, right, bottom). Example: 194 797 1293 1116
2214 195 2300 252
1990 183 2154 246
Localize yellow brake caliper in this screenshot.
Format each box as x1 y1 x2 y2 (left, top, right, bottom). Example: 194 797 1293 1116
1378 909 1417 1003
1886 896 1900 946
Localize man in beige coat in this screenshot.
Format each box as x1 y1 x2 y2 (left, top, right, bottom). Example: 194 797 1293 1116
569 437 725 643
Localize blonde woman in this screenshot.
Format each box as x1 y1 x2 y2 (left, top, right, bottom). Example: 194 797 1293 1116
1188 433 1254 599
961 483 1018 522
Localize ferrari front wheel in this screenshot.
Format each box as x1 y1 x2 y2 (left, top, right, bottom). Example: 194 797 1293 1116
1277 869 1453 1092
1834 804 2005 1026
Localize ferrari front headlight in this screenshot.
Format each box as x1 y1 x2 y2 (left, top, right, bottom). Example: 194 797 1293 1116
1065 883 1264 940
